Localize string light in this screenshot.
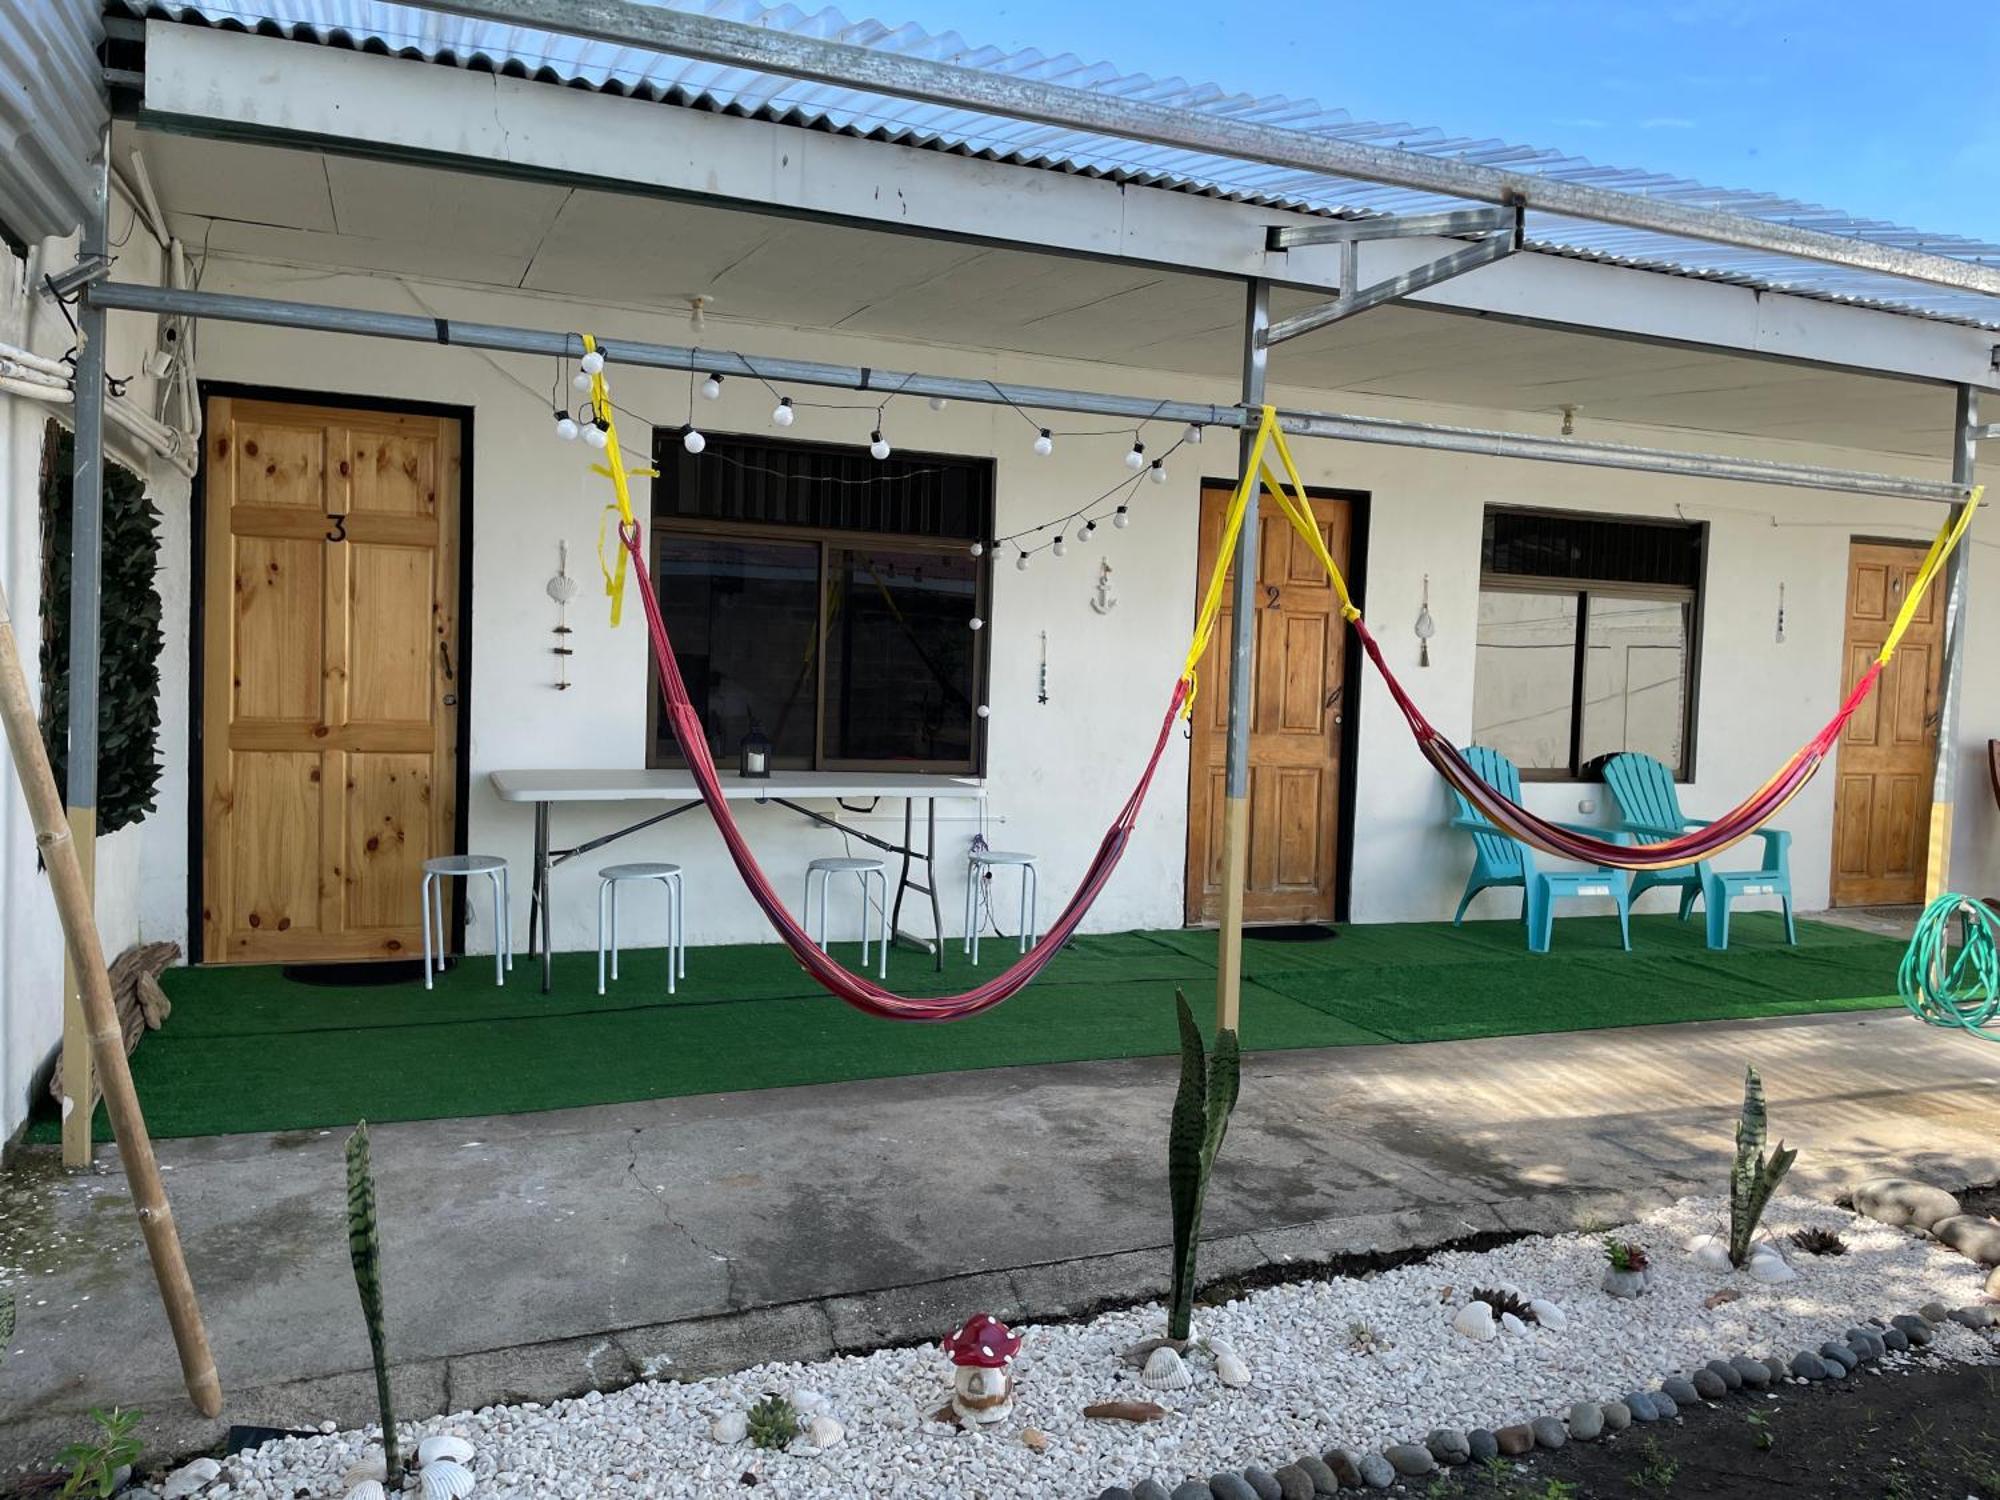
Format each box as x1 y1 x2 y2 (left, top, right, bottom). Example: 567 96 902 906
553 410 579 441
1033 429 1054 457
579 349 605 376
1052 534 1067 558
1015 551 1031 571
584 420 609 450
1185 423 1204 445
772 397 795 427
571 369 592 392
928 395 949 412
976 704 991 719
1149 460 1168 485
1113 504 1130 529
1124 439 1146 472
870 429 892 461
701 374 724 400
968 541 985 557
968 616 984 631
682 424 706 454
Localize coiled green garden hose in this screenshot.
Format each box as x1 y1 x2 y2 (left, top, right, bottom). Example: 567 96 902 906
1899 893 2000 1039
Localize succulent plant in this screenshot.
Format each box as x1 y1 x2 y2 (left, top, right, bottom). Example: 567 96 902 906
1603 1238 1650 1273
745 1393 800 1451
1166 989 1240 1342
345 1122 400 1479
1728 1067 1797 1268
1471 1287 1537 1324
1789 1226 1847 1257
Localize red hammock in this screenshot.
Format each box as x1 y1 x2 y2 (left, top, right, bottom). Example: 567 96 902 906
1358 614 1879 871
621 523 1184 1021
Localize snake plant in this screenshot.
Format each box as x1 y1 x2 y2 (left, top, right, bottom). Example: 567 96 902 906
1167 989 1240 1342
345 1122 399 1477
1728 1067 1797 1267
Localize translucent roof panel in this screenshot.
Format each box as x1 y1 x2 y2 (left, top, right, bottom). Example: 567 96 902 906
122 0 2000 328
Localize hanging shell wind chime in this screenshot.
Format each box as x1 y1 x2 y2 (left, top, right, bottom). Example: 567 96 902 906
1414 573 1437 667
548 541 580 689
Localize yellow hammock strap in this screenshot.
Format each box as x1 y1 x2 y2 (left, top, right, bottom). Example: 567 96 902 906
1879 485 1983 665
582 332 659 626
1177 410 1275 715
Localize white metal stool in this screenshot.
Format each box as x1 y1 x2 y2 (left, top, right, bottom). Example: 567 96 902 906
597 861 685 996
421 854 512 990
805 856 889 978
965 849 1038 965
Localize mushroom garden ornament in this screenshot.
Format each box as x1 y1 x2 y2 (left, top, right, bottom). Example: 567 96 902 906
943 1312 1022 1425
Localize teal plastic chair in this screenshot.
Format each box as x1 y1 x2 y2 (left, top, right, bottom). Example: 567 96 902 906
1450 745 1633 954
1601 752 1795 950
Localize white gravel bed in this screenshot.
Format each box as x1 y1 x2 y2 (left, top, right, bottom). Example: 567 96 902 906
205 1194 1994 1500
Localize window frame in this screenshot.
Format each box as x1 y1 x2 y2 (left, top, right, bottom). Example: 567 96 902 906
1475 541 1706 783
647 513 991 775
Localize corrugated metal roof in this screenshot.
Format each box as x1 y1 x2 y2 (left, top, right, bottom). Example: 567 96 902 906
0 0 104 244
119 0 2000 329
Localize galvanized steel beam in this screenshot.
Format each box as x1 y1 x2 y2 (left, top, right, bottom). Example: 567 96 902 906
1263 223 1520 347
1267 207 1516 250
85 281 1970 505
422 0 2000 302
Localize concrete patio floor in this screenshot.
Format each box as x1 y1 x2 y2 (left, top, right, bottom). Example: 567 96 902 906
5 1006 2000 1472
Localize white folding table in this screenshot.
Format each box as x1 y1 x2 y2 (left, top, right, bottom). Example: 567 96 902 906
488 768 985 992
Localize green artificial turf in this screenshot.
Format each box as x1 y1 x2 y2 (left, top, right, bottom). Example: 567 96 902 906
29 914 1906 1141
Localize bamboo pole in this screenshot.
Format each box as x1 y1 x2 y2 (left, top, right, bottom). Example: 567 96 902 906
0 576 223 1417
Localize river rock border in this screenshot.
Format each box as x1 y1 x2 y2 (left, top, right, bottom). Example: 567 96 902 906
1091 1303 1982 1499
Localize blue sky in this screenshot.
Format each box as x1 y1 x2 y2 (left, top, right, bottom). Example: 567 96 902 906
888 0 2000 244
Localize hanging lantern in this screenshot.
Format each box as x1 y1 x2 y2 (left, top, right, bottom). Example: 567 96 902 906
739 723 773 779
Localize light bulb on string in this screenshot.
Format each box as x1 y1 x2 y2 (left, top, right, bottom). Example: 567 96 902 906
571 370 592 393
682 425 706 455
1185 423 1204 445
1081 519 1096 538
976 704 991 719
968 541 985 558
1124 439 1146 472
1015 551 1031 572
579 349 605 376
772 397 795 427
701 374 723 401
1149 459 1167 485
927 395 948 412
968 616 984 632
584 420 609 450
1033 429 1053 457
870 429 892 460
553 410 579 442
1112 505 1130 529
1052 534 1067 558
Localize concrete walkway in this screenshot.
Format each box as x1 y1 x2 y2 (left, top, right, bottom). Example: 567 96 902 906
5 1007 2000 1470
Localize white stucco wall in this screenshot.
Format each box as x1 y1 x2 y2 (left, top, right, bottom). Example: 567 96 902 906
0 226 186 1147
150 257 1995 968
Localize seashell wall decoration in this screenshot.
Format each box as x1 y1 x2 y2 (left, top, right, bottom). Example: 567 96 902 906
419 1457 477 1500
1139 1344 1192 1391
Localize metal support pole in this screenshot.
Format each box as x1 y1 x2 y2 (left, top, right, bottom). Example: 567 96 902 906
1216 280 1269 1035
1924 384 1979 903
60 140 110 1169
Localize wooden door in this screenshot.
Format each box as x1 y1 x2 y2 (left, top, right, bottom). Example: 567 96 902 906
1829 540 1943 906
1185 488 1351 924
201 396 460 962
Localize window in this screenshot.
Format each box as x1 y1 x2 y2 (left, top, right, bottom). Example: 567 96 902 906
1471 507 1704 779
648 433 992 772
